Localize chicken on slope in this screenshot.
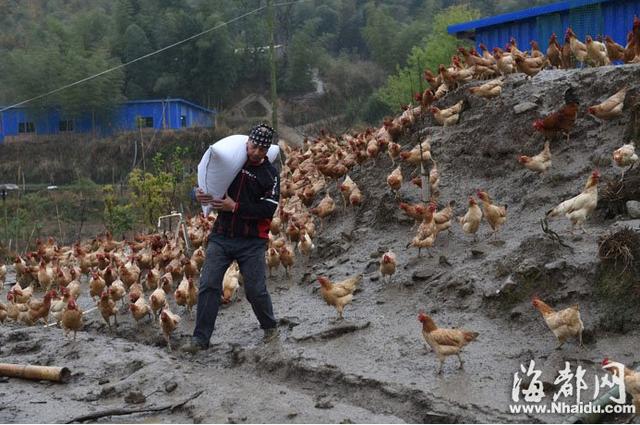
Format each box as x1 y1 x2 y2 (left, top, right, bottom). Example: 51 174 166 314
587 87 627 120
477 190 507 238
532 296 584 348
601 358 640 413
379 251 397 286
518 141 552 174
61 298 83 341
459 196 483 241
317 274 363 320
546 170 599 233
160 307 180 351
418 313 478 374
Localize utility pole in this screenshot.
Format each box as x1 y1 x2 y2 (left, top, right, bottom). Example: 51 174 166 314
267 0 278 132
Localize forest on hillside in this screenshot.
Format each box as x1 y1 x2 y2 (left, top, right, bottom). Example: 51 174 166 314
0 0 558 124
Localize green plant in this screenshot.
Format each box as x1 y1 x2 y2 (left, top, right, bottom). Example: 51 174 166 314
127 168 176 229
102 185 134 237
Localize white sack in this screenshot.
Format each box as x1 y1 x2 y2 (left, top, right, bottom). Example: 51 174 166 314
197 134 279 214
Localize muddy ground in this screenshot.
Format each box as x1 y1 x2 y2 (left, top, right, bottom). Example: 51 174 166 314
2 64 640 423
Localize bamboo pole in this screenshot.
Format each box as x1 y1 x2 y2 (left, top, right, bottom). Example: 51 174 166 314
0 363 70 383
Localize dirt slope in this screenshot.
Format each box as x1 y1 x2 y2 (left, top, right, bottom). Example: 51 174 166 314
2 64 640 423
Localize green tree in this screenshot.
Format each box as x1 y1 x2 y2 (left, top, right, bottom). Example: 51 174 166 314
122 23 153 98
361 6 402 71
377 5 480 111
283 19 326 94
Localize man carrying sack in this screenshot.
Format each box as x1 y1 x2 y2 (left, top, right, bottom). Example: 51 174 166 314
185 123 280 352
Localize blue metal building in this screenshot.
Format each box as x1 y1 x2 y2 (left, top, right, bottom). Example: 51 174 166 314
0 98 216 143
448 0 640 53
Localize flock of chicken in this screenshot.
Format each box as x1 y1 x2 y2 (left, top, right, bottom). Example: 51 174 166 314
0 21 639 408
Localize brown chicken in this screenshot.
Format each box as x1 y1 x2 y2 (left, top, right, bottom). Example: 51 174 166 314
159 307 180 351
379 251 397 285
459 196 483 241
533 97 579 142
604 36 625 62
174 277 197 319
566 27 588 64
222 262 240 304
518 141 552 174
25 290 55 325
266 246 280 276
318 274 363 320
587 87 627 120
546 33 562 68
468 78 503 99
387 166 403 193
513 54 544 78
585 35 610 66
98 290 118 330
61 298 83 341
278 243 295 277
129 294 152 323
10 283 34 304
418 313 478 374
399 140 431 165
150 281 167 320
310 193 335 229
612 143 638 168
546 170 599 232
399 202 427 223
6 292 29 322
602 358 640 413
433 200 455 234
89 272 106 301
409 204 438 257
109 279 127 308
430 100 463 127
532 296 584 348
477 190 507 237
349 186 363 206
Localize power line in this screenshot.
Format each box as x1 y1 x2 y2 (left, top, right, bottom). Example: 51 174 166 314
0 0 309 113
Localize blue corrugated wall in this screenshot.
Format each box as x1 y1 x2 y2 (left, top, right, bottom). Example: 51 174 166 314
466 0 640 55
0 99 215 143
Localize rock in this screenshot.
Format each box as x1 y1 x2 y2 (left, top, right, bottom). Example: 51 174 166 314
471 249 484 258
544 260 566 271
98 378 110 385
314 396 334 409
439 255 452 266
124 391 146 404
513 102 537 114
0 377 8 383
164 381 178 393
496 275 517 295
411 270 434 281
364 261 378 274
287 412 298 419
627 201 640 218
370 274 379 281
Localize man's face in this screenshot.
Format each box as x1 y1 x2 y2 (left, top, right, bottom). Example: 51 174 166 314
247 140 269 163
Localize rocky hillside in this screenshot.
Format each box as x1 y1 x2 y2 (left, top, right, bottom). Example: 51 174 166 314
1 64 640 423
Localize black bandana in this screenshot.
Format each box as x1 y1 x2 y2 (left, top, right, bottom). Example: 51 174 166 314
248 123 276 148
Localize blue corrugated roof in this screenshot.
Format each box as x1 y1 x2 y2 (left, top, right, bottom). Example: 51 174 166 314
123 98 216 114
1 98 216 113
448 0 610 33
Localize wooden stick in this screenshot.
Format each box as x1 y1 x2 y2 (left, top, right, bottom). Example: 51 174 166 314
0 363 70 383
65 390 204 423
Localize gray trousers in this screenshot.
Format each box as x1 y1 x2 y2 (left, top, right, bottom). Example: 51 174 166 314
193 234 277 345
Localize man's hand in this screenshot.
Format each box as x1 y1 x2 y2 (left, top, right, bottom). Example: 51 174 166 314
211 195 237 212
195 188 215 205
